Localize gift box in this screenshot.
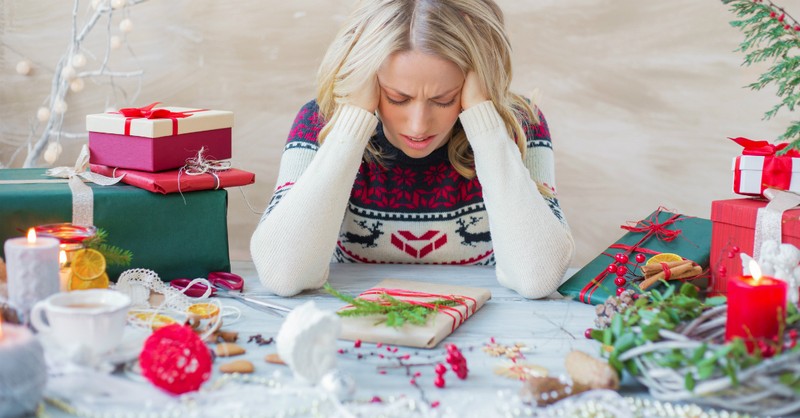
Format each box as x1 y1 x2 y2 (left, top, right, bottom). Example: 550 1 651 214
731 137 800 197
0 169 230 281
87 104 234 172
90 164 255 195
338 279 491 348
558 208 713 305
710 198 800 294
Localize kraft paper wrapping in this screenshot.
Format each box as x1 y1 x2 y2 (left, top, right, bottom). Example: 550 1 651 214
338 279 491 349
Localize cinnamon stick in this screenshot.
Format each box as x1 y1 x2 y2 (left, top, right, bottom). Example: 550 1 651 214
640 260 691 276
640 265 702 290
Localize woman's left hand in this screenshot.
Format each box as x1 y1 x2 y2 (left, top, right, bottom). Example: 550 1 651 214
461 71 489 111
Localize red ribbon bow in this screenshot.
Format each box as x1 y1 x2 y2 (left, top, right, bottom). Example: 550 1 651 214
730 137 800 157
115 102 195 136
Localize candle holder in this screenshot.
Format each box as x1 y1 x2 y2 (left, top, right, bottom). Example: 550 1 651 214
34 223 97 258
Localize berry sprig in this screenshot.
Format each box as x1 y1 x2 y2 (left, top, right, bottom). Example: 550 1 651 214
604 252 647 296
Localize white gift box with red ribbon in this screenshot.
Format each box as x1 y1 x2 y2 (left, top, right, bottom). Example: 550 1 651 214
730 137 800 197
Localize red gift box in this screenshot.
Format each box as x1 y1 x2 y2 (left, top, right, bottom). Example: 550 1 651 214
90 164 255 194
710 198 800 294
87 104 234 172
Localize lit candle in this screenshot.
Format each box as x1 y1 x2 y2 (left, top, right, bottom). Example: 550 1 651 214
725 260 788 352
0 317 48 417
4 229 60 322
58 250 70 292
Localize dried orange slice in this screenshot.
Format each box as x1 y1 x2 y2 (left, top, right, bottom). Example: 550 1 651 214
187 303 220 319
68 272 109 291
646 253 683 265
71 248 106 280
131 312 177 329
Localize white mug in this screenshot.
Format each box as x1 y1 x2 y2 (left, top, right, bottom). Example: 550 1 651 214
30 289 131 356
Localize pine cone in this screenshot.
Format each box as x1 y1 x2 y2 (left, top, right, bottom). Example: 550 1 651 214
594 289 641 329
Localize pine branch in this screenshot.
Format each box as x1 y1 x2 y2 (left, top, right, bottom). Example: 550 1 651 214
82 228 133 267
323 283 463 328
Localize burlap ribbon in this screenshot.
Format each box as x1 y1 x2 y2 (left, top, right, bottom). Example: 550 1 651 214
753 189 800 261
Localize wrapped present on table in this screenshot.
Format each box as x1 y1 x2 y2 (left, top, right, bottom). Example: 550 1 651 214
710 191 800 295
337 279 491 348
0 167 230 281
558 208 712 305
731 137 800 197
87 102 233 172
90 164 255 194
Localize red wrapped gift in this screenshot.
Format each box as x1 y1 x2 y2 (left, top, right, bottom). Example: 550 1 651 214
710 198 800 294
731 137 800 197
90 164 255 194
87 103 233 172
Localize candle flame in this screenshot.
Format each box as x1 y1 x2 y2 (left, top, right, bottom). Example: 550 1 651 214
27 228 36 244
59 250 67 265
749 259 762 284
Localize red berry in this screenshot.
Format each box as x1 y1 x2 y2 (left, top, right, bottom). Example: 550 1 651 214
795 25 800 31
354 339 362 348
731 246 740 253
635 254 646 263
431 401 440 408
371 396 383 403
435 363 447 375
614 277 626 287
615 253 629 264
789 329 798 340
410 378 417 385
434 375 445 388
376 342 383 348
584 328 594 339
717 265 726 275
445 354 455 363
414 371 422 378
770 11 777 17
616 287 626 296
606 264 617 273
779 13 785 22
616 265 628 276
727 251 735 259
451 363 461 373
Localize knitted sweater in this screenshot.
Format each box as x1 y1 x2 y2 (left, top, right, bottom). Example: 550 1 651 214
250 100 575 298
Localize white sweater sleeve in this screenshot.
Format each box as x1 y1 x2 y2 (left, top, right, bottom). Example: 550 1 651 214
250 105 378 296
459 101 575 299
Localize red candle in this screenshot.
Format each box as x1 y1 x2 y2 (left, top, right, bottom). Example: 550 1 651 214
725 260 787 352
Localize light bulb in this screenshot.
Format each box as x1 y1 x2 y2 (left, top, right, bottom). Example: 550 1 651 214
44 142 63 164
110 35 122 50
71 53 87 68
60 65 76 80
53 100 68 115
69 78 85 93
111 0 126 9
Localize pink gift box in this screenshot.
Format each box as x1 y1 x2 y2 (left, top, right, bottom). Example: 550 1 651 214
87 105 234 172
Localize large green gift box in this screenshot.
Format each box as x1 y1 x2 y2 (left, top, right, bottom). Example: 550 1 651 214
558 208 712 305
0 169 230 280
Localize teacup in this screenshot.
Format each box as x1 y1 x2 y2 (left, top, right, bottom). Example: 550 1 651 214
30 289 131 356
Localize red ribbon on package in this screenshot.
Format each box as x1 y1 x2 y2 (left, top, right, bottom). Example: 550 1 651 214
579 209 684 304
115 102 206 136
731 137 800 196
353 288 477 332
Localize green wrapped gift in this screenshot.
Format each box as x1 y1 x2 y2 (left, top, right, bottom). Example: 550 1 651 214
0 168 230 281
558 208 712 305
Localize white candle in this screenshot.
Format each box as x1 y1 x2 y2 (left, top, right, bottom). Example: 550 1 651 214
4 229 60 322
0 320 47 417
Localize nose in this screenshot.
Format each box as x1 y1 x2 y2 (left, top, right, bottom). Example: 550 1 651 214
407 102 431 137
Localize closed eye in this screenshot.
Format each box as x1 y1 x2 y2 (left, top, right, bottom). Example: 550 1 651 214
386 96 409 105
432 98 457 108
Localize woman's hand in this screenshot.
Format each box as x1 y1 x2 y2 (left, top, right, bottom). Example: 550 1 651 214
461 71 489 111
348 75 380 113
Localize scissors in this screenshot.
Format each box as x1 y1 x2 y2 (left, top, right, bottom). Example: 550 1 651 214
170 272 292 317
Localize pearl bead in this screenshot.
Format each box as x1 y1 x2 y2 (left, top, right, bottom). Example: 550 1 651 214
71 53 87 68
53 100 68 114
36 107 51 122
44 142 62 164
15 59 32 75
70 78 85 93
119 18 134 33
110 35 122 50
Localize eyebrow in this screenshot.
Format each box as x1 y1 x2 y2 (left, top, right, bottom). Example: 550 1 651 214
381 85 461 100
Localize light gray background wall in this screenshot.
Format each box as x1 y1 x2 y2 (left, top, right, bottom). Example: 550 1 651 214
0 1 790 266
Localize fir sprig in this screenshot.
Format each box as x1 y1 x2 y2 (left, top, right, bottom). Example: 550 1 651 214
82 228 133 267
323 283 463 328
723 0 800 152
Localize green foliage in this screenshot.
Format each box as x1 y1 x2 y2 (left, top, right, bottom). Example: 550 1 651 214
323 283 463 328
590 282 794 392
724 0 800 150
82 228 133 267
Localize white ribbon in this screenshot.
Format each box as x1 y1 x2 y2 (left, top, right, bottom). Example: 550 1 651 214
43 145 124 226
753 188 800 260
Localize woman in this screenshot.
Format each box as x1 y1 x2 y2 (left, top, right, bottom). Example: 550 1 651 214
251 0 574 298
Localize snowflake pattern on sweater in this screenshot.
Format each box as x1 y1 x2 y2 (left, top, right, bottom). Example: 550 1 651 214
265 100 566 266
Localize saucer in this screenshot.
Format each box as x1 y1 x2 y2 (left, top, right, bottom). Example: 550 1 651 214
39 325 151 369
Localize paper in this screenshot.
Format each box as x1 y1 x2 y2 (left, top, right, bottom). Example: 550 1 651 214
337 279 491 348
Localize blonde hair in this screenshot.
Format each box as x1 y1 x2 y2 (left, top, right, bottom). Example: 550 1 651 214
316 0 538 179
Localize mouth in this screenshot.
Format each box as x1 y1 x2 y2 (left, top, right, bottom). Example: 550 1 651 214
400 134 436 149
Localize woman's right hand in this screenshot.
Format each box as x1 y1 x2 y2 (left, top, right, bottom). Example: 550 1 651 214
347 75 380 113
